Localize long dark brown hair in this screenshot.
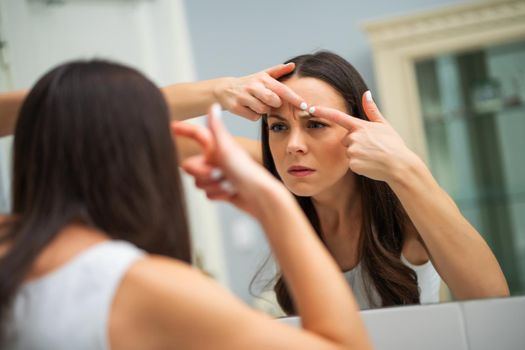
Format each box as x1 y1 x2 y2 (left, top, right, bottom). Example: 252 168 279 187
0 60 191 331
260 51 419 313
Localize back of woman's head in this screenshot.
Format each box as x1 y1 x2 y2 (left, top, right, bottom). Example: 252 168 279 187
1 60 191 331
259 51 419 314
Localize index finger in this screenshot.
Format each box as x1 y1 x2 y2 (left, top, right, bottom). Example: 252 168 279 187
309 106 367 130
263 78 306 110
264 62 295 79
171 121 213 156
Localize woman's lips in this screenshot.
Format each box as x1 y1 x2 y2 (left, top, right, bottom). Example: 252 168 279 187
287 166 316 177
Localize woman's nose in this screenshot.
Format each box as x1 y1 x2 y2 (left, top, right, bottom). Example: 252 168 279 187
286 130 308 155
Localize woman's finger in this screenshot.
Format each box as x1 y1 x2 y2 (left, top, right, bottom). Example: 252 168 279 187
263 77 306 111
203 182 236 200
171 122 213 156
196 181 222 194
231 104 262 121
194 176 224 190
309 106 366 131
208 103 237 153
246 82 281 108
238 94 271 115
181 155 216 178
264 62 295 79
362 91 386 123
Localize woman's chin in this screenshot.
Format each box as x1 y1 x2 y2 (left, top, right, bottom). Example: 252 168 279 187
286 184 318 197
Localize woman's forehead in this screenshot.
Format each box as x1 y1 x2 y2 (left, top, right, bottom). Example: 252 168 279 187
273 76 347 115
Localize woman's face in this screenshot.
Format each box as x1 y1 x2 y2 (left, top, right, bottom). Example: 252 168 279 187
267 76 354 198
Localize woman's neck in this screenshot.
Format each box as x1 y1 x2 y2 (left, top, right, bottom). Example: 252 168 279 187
312 173 361 235
311 174 363 270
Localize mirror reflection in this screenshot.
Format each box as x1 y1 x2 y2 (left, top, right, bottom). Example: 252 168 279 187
0 0 522 320
415 40 525 296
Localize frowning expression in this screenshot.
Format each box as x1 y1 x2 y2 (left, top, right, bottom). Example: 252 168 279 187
267 76 354 198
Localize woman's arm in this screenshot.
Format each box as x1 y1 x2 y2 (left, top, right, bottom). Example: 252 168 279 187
163 62 304 122
167 62 299 162
311 92 509 300
0 89 263 162
388 154 509 299
111 105 371 350
1 63 289 159
112 189 370 350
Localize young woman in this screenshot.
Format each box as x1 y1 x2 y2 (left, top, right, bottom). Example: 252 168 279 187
261 52 510 312
183 51 510 313
0 60 371 349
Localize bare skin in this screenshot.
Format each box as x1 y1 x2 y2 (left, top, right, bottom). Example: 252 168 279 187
185 77 509 301
1 108 372 350
310 88 510 299
265 77 429 272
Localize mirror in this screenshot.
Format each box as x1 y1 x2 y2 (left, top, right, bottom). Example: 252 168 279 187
0 0 523 318
415 40 525 296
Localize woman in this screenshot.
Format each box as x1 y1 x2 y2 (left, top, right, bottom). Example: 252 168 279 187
262 51 510 312
0 60 371 349
184 51 510 313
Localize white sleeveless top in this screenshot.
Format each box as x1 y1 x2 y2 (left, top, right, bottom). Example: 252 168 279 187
344 255 441 309
4 240 145 350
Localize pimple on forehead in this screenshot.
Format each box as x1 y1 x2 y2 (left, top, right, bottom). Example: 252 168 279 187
268 107 311 122
291 108 310 121
270 102 306 121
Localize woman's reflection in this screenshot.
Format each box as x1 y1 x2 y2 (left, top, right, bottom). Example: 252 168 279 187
256 51 509 313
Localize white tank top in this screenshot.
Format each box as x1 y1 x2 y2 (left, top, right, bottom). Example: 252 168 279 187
344 254 441 309
4 240 145 350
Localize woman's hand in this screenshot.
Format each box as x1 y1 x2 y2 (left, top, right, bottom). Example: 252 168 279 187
172 106 372 350
171 104 280 217
214 63 306 121
310 91 419 184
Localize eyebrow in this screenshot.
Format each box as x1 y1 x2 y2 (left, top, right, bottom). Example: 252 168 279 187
267 114 312 121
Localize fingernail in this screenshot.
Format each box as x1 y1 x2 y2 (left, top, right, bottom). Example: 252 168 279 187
300 102 308 111
365 91 373 102
220 180 236 194
308 106 316 114
210 168 223 180
211 103 222 120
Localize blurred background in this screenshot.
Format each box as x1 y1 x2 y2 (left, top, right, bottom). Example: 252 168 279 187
0 0 523 312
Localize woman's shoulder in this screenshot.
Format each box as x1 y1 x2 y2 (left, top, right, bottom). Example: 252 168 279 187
109 255 263 349
121 255 197 289
114 255 236 313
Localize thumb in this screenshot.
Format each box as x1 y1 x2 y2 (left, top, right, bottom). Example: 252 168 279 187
207 103 235 154
362 91 386 123
265 62 295 79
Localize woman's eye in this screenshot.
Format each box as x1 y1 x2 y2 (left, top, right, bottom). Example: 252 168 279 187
307 121 327 129
269 123 288 132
